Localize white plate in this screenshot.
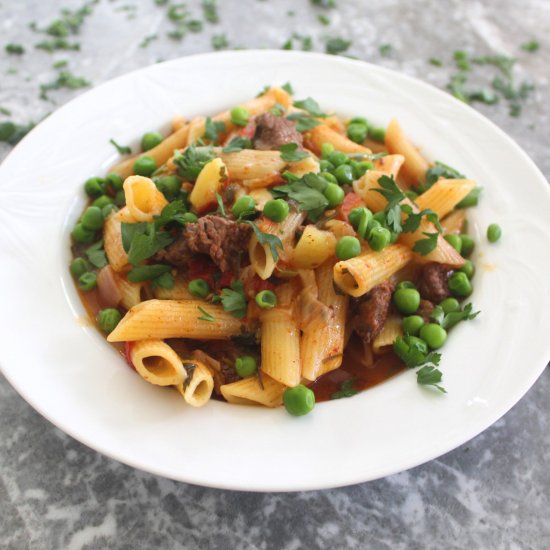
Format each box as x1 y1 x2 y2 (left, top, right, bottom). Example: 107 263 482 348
1 51 549 492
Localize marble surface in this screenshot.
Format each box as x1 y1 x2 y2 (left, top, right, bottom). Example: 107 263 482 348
1 0 549 548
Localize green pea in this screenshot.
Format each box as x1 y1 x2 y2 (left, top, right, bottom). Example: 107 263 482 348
444 234 462 254
372 211 386 225
187 278 210 298
440 297 460 314
324 182 345 208
230 106 250 127
232 195 256 218
396 281 416 291
80 206 104 231
70 257 89 278
255 290 277 309
133 156 157 177
402 315 424 335
448 271 473 297
102 204 118 218
182 212 198 223
141 131 163 151
459 259 475 279
368 226 391 251
319 159 335 172
319 172 338 185
105 172 124 191
78 271 97 291
321 142 334 159
235 355 257 378
348 207 372 239
487 223 502 243
459 234 475 257
71 223 95 244
369 127 386 142
333 164 354 185
336 236 361 260
283 384 315 416
347 122 368 144
328 150 348 167
92 195 114 209
84 177 105 197
97 308 122 333
352 160 373 179
405 190 418 201
114 190 126 206
393 288 421 315
155 175 181 200
350 116 369 127
419 323 447 349
263 199 289 222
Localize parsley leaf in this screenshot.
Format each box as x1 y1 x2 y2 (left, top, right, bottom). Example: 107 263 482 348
286 112 321 132
128 264 171 283
430 303 480 330
222 136 252 153
126 223 173 266
270 102 286 116
422 161 465 192
241 221 284 262
326 37 351 55
153 271 174 289
202 0 219 23
0 120 34 145
293 97 326 118
401 205 442 233
197 305 215 322
412 232 439 256
212 33 228 50
109 138 131 155
372 175 405 210
280 142 309 162
385 203 402 233
121 222 147 252
281 82 294 95
272 173 329 221
215 192 227 217
173 145 215 181
219 281 247 319
203 117 225 144
154 200 189 228
35 38 80 52
416 366 446 393
394 335 441 369
5 43 25 55
331 379 358 400
85 240 107 269
521 40 540 52
40 70 90 100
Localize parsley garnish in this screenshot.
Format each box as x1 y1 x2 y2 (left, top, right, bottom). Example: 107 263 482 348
379 43 392 57
372 175 405 210
429 303 480 330
241 221 284 262
394 335 441 369
173 145 215 181
281 82 294 95
215 192 227 217
154 200 190 227
153 271 174 289
203 117 225 144
280 142 309 162
40 71 90 100
197 305 215 322
416 366 446 393
270 102 286 116
272 173 329 221
325 37 351 55
521 40 540 52
85 240 107 269
318 14 330 25
212 33 228 50
128 264 172 283
429 57 443 67
5 43 25 55
422 161 465 192
202 0 219 23
218 281 247 319
122 223 173 266
0 120 34 145
331 379 358 400
286 112 321 132
412 232 439 256
109 138 131 155
401 205 442 233
293 97 326 118
35 39 80 52
222 136 252 153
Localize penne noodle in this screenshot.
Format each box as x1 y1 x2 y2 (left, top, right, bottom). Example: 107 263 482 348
353 170 394 212
441 209 466 235
415 178 476 219
373 154 405 178
130 339 186 386
153 274 194 300
385 118 430 188
249 234 277 280
103 213 129 272
286 156 320 177
107 299 243 342
189 157 227 212
123 175 168 222
221 150 286 181
175 360 214 407
372 315 402 354
306 124 372 156
220 373 286 407
291 226 336 269
334 244 413 297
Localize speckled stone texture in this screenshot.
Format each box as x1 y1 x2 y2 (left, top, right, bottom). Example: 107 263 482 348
0 1 548 548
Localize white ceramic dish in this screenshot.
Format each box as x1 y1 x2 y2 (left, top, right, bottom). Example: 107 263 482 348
1 51 549 492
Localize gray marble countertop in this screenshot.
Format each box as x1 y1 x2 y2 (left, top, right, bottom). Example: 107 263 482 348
1 1 549 548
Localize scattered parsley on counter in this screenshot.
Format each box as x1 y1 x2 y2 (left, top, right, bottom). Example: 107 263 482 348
311 0 336 7
212 33 228 50
5 43 25 55
0 120 34 145
429 57 443 67
140 34 158 48
35 38 80 52
318 14 330 25
202 0 219 23
325 37 350 56
521 40 540 52
379 43 392 57
40 70 90 100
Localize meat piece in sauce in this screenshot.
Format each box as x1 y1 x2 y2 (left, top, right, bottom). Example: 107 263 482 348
417 262 453 303
155 237 192 267
417 299 435 322
253 112 303 151
351 281 394 344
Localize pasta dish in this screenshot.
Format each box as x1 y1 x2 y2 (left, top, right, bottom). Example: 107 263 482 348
69 85 483 416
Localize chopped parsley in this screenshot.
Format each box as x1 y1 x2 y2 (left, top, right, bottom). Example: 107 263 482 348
35 38 80 52
318 14 330 25
212 33 228 50
331 379 358 400
394 335 442 369
202 0 219 23
372 175 405 210
281 82 294 95
286 112 321 132
521 40 540 52
197 305 215 322
215 192 227 217
0 120 34 145
109 138 131 155
5 43 25 55
293 97 326 118
280 142 309 162
222 136 252 153
241 220 284 262
121 222 173 266
401 205 442 233
416 366 446 393
173 145 215 181
272 173 329 221
325 37 351 56
85 240 107 269
412 231 439 256
203 117 226 144
40 71 90 100
429 303 480 330
218 281 247 319
140 34 158 48
429 57 443 67
421 161 465 192
379 43 392 57
154 200 190 227
311 0 336 7
127 264 172 283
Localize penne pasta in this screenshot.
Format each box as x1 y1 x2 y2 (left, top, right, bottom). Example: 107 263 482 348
221 150 286 181
306 124 372 155
440 209 466 235
221 374 286 407
103 213 129 272
189 157 227 212
291 226 336 269
107 300 243 342
123 175 168 222
415 178 476 219
372 315 403 354
130 339 186 386
175 360 214 407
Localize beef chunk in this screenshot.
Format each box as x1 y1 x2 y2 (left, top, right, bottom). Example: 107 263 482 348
418 263 453 303
220 362 241 386
184 215 251 272
417 299 435 322
351 281 394 344
155 237 191 267
253 112 303 151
